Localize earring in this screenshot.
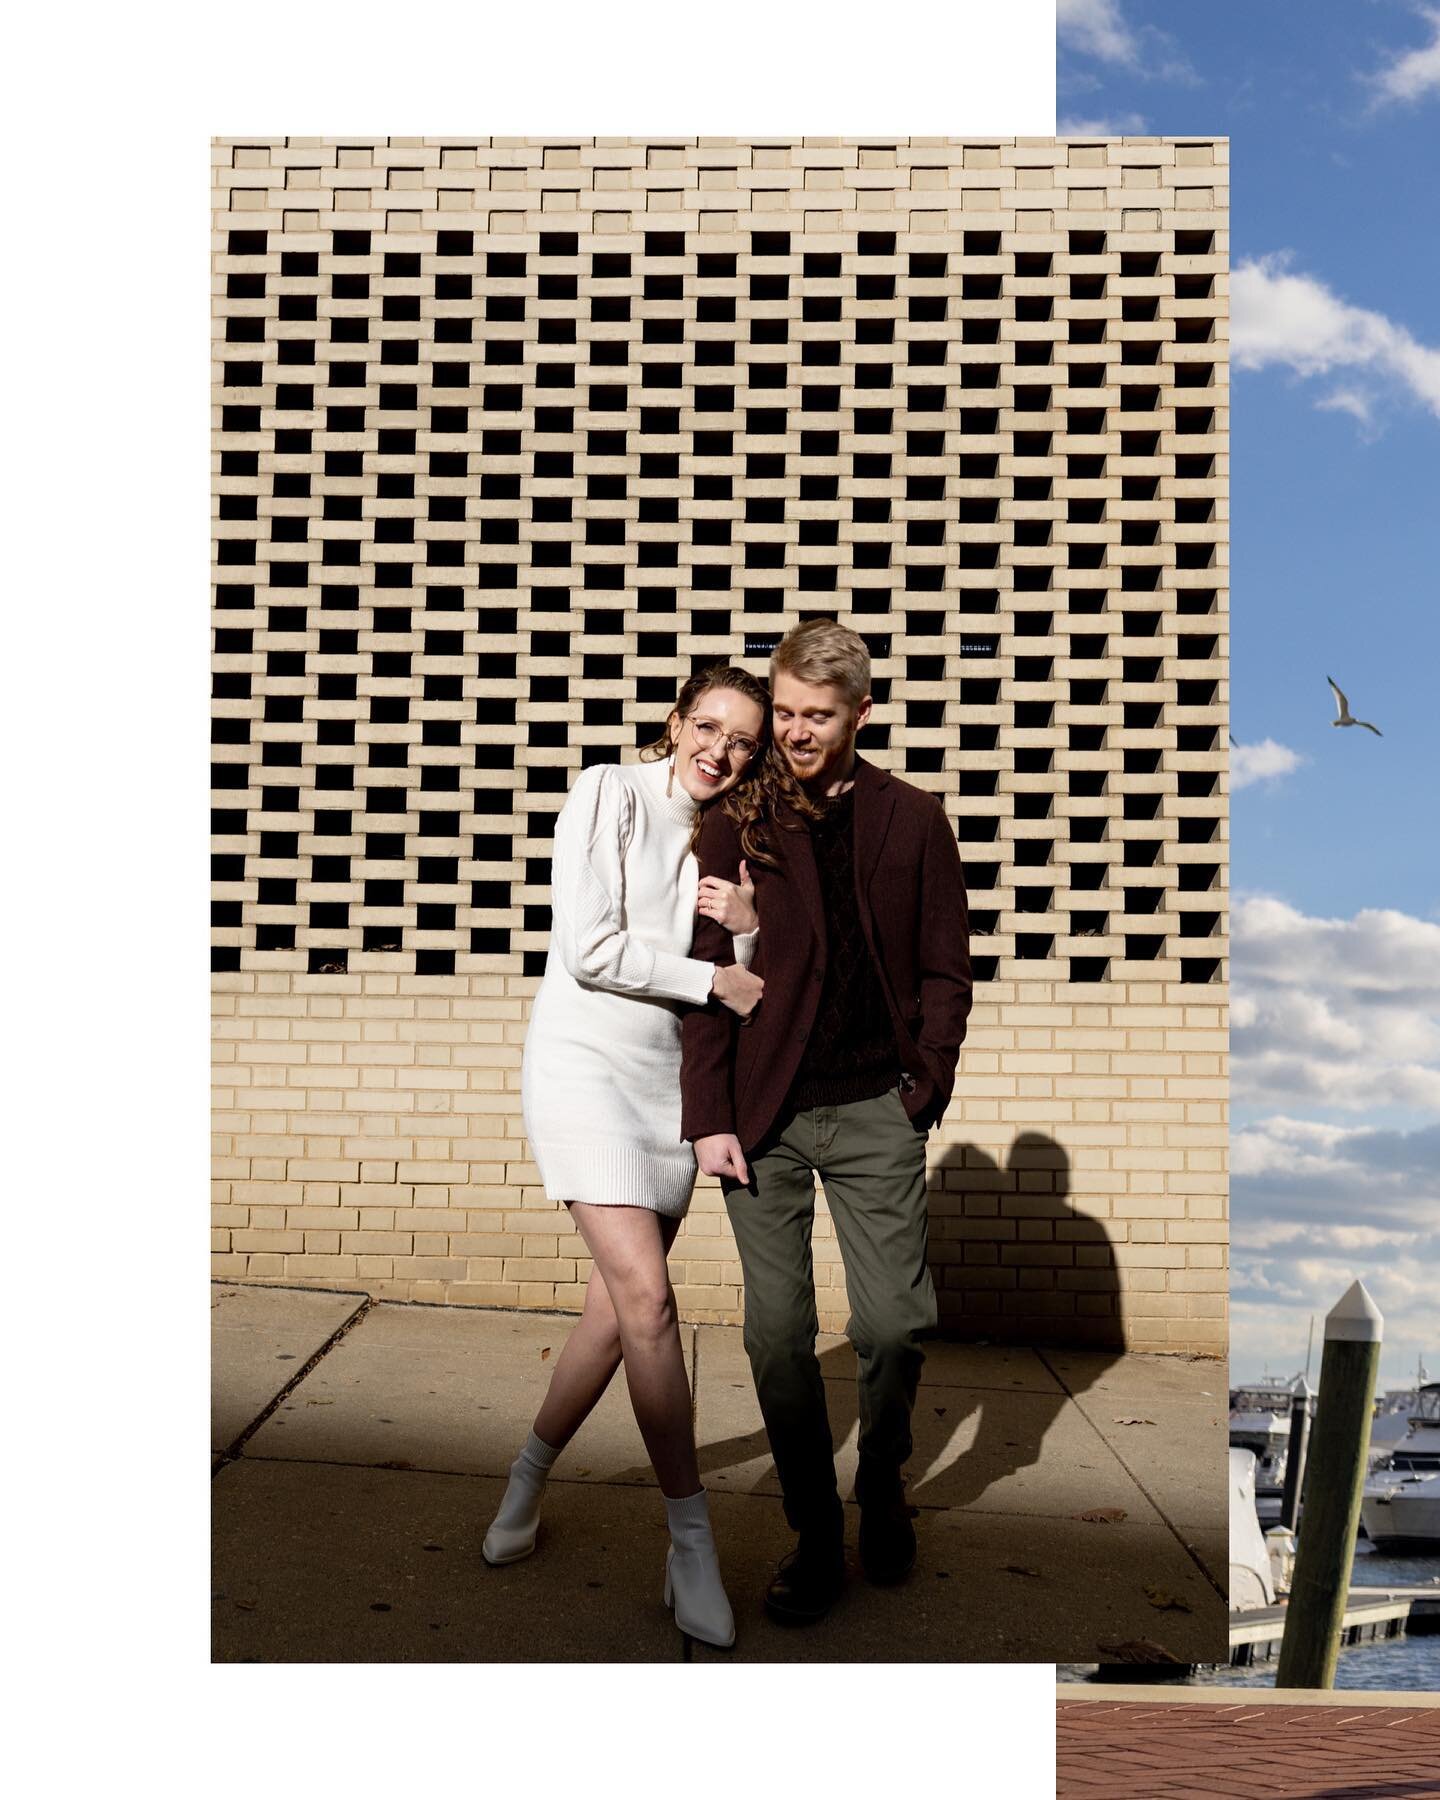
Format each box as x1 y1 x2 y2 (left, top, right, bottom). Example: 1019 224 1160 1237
666 755 676 798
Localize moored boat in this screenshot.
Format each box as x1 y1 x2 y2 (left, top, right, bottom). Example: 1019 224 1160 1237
1361 1383 1440 1555
1230 1447 1279 1611
1229 1377 1300 1522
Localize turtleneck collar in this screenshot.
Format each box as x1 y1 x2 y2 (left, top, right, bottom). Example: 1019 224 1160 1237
636 753 700 828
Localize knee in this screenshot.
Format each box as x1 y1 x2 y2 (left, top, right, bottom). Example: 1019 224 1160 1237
848 1312 927 1365
614 1276 677 1347
743 1299 819 1368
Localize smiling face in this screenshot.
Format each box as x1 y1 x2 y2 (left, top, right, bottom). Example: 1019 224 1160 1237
667 685 766 805
771 671 872 795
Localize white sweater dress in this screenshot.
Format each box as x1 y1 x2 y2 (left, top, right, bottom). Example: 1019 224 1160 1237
521 757 757 1216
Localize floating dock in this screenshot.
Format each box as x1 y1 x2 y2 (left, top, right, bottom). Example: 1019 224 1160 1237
1229 1586 1440 1666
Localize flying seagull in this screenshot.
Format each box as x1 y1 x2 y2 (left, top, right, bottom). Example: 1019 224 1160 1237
1326 675 1382 737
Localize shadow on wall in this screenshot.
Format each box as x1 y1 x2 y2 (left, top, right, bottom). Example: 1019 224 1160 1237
928 1132 1125 1353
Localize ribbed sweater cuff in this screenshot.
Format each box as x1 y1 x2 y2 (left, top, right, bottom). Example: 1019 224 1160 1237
731 929 759 970
652 949 720 1007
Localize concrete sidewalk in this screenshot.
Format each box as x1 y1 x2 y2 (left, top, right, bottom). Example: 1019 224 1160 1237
212 1283 1227 1663
1056 1690 1440 1798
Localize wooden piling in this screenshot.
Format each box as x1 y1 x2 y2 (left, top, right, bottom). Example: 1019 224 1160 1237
1276 1281 1383 1689
1279 1378 1314 1533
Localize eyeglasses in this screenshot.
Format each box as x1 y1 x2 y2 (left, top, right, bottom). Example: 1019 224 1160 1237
687 716 761 763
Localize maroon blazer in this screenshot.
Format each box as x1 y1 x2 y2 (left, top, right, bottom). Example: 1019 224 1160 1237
680 756 972 1152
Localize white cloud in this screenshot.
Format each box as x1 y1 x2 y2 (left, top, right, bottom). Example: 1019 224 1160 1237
1367 4 1440 106
1316 388 1381 440
1231 1116 1439 1383
1233 895 1440 1113
1058 112 1149 135
1231 1117 1440 1217
1056 0 1196 85
1230 738 1305 790
1234 897 1440 999
1232 896 1440 1378
1232 252 1440 420
1231 1259 1436 1390
1056 0 1137 66
1232 1219 1412 1256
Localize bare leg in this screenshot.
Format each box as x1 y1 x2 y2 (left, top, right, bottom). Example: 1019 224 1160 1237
567 1203 699 1498
489 1206 730 1638
531 1266 622 1449
533 1209 679 1447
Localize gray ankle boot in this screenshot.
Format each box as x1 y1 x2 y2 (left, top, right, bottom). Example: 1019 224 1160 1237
662 1490 735 1648
483 1432 559 1566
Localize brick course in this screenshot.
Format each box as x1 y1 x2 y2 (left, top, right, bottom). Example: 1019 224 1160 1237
212 137 1228 1353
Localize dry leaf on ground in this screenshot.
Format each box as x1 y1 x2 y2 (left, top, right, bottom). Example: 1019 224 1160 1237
540 1346 551 1361
1113 1416 1156 1426
1143 1584 1193 1612
1072 1506 1127 1524
1003 1564 1041 1578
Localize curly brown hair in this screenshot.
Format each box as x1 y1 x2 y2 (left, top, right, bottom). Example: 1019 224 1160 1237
638 664 795 868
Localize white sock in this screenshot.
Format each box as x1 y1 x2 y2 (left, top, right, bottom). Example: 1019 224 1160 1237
492 1432 560 1530
517 1430 561 1476
664 1489 711 1536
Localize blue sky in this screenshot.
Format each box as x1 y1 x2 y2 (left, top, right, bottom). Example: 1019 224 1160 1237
1059 0 1439 1384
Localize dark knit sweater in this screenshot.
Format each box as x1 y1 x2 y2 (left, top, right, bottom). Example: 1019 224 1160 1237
785 788 900 1112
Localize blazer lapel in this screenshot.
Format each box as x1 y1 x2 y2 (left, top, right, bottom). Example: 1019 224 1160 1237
774 799 827 949
852 756 897 904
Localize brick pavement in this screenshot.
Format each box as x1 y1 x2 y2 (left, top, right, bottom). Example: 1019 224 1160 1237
1057 1701 1440 1798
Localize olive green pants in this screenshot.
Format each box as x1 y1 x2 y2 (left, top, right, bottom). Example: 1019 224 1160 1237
722 1086 937 1539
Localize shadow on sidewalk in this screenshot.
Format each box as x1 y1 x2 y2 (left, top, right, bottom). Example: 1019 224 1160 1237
212 1255 1227 1663
615 1133 1123 1511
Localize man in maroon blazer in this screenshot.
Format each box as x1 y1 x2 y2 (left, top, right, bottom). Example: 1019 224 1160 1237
681 619 971 1624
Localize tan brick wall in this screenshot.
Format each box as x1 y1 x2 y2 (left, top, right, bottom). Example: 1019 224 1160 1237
212 137 1229 1355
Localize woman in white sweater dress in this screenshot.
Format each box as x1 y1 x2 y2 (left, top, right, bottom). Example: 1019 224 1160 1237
483 665 771 1648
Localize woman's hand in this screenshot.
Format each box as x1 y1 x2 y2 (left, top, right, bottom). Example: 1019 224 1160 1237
697 859 757 936
710 962 764 1019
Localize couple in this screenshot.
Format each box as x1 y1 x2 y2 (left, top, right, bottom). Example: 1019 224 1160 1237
484 619 972 1649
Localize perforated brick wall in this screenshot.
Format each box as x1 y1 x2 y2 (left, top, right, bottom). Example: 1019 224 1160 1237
211 137 1229 1354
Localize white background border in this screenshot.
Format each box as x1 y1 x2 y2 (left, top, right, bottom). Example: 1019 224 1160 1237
11 2 1055 1790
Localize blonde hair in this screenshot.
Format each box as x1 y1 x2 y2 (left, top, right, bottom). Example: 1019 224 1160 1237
770 618 871 707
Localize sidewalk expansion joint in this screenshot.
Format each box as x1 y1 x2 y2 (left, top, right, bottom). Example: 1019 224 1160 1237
212 1295 375 1477
1037 1351 1227 1606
